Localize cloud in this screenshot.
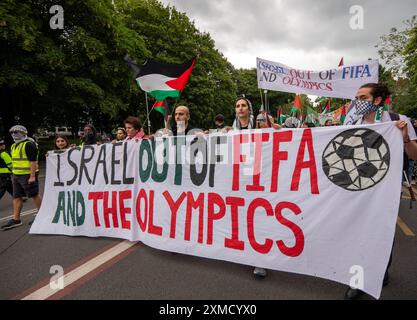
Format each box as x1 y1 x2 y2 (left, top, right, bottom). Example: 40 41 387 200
160 0 416 69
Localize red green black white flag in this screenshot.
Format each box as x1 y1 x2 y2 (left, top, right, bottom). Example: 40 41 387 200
135 58 196 101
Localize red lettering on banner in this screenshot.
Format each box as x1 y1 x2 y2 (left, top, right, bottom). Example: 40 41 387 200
224 197 245 250
232 134 249 191
119 190 132 230
185 192 205 243
270 131 292 192
275 201 304 257
291 129 319 194
207 192 226 245
135 189 148 232
147 190 162 236
247 198 274 254
246 133 269 192
88 192 103 227
163 191 187 239
103 191 119 228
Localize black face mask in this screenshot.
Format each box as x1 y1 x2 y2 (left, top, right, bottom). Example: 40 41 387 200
84 132 96 144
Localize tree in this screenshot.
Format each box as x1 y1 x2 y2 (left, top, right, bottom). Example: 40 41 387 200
118 0 237 130
0 0 149 141
375 15 416 78
376 15 417 118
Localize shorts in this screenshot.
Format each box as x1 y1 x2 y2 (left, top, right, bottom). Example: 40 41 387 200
12 174 39 198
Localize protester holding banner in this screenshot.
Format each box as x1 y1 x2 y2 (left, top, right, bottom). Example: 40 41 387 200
343 82 417 300
81 124 98 146
112 127 127 144
324 119 333 127
171 106 194 136
231 96 267 278
54 134 70 151
213 114 225 132
124 116 145 141
301 122 315 128
232 97 255 130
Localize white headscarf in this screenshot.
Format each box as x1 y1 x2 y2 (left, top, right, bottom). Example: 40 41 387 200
232 97 255 130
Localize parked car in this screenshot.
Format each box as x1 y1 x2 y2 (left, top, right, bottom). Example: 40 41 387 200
55 126 73 137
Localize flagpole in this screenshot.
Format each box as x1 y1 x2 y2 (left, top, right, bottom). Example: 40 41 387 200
264 90 268 114
145 92 151 135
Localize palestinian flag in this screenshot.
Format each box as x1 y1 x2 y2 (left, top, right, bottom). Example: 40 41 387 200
277 107 285 124
153 100 166 116
340 102 347 123
153 99 170 124
291 94 302 115
383 96 391 111
135 58 196 101
321 99 331 114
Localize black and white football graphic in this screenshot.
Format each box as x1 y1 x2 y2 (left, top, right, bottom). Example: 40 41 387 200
322 129 390 191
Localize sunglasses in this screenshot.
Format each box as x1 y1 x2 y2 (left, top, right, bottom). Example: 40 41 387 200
10 131 23 134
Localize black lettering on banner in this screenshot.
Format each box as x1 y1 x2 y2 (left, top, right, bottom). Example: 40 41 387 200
111 142 123 185
53 153 64 186
67 148 79 186
122 142 134 184
173 137 186 185
78 146 94 185
209 135 227 187
190 136 207 186
92 144 108 184
139 139 153 182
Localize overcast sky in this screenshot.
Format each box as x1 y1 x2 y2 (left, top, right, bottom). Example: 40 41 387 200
160 0 416 70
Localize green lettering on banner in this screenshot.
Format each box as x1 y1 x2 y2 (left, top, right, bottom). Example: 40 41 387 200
76 191 85 226
173 137 186 186
52 191 66 225
139 139 152 182
151 138 169 182
67 191 76 226
51 191 85 226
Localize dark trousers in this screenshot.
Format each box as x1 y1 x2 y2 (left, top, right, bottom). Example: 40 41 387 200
0 174 13 200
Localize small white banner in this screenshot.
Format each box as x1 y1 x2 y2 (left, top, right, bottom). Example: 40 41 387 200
257 57 379 99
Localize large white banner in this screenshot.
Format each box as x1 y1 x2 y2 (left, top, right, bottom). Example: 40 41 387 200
30 123 402 298
257 57 379 99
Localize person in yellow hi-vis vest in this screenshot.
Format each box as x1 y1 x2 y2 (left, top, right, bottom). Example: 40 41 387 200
1 125 42 230
0 139 13 201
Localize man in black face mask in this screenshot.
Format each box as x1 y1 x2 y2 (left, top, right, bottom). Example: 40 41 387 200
343 83 417 300
82 124 97 146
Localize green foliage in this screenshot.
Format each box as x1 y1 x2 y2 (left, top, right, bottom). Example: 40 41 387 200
376 15 417 118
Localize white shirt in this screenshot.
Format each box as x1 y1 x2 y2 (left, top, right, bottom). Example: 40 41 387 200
362 111 417 141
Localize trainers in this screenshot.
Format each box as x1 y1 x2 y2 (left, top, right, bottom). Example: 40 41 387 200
344 287 365 300
1 219 23 231
253 267 267 278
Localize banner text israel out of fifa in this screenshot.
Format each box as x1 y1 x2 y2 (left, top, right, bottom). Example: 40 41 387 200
256 57 379 98
30 123 402 299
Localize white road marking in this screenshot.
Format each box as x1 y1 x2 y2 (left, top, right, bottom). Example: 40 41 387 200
21 240 137 300
0 208 38 222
